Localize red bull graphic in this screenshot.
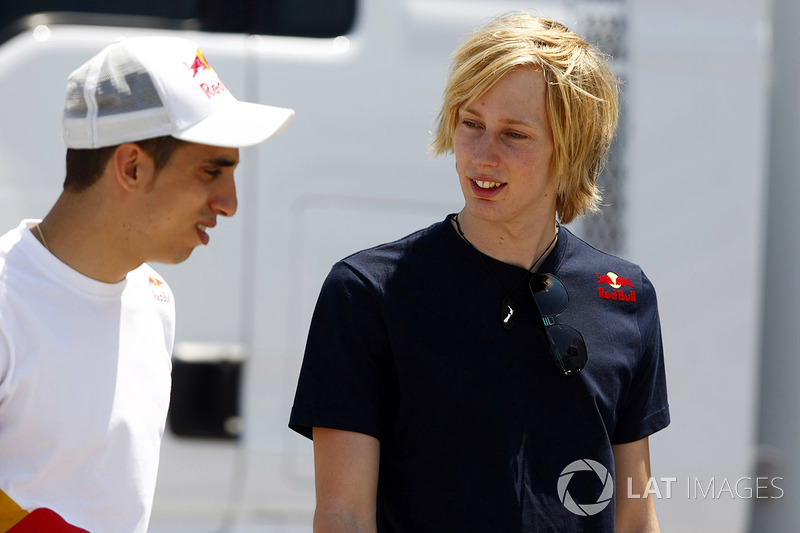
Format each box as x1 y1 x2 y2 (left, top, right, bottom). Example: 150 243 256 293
185 49 229 99
596 271 636 303
187 49 212 77
148 275 171 303
199 79 228 99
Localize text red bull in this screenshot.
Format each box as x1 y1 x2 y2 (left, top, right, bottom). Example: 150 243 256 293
598 286 636 302
200 79 228 99
596 271 636 302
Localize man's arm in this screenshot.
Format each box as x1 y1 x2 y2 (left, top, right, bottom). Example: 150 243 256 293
613 437 660 533
312 427 380 533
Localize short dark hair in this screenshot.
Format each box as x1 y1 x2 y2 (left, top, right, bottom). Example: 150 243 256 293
64 135 189 193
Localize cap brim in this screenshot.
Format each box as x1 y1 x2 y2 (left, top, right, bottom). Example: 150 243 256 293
172 101 294 148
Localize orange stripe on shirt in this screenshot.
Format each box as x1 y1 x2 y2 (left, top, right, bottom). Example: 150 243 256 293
0 490 89 532
0 489 28 532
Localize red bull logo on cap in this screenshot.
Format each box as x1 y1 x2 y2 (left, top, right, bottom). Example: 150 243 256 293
188 49 212 77
185 48 229 99
597 271 636 302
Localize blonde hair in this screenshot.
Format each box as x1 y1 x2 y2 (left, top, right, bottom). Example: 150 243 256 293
431 12 620 224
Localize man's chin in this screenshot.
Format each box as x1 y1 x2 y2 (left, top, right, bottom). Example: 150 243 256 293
149 247 196 266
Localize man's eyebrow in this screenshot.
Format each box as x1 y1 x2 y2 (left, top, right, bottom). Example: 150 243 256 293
462 105 538 129
207 157 239 167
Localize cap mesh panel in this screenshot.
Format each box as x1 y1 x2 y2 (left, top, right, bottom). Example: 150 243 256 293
95 48 164 117
64 63 90 118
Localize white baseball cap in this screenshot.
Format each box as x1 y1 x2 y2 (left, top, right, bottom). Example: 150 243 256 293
62 36 294 149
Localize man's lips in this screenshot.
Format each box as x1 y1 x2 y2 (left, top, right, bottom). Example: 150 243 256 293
196 223 214 245
469 178 506 198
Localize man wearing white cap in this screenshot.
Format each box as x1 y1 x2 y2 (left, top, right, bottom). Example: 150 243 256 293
0 37 293 532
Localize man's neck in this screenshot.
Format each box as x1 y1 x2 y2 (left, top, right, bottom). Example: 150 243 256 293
36 193 139 284
454 209 558 272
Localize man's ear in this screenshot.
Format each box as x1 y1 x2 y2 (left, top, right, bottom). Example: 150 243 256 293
112 143 154 192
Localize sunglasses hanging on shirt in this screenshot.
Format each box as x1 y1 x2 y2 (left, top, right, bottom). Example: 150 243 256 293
452 213 556 331
529 273 588 376
452 214 588 376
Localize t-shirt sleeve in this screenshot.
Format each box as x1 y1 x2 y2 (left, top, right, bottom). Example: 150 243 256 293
289 260 392 441
0 318 11 402
610 271 670 444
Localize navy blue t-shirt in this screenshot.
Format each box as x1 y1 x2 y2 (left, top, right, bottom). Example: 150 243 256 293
290 215 669 532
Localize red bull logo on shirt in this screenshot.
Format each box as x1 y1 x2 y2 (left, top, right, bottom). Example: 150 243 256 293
148 275 171 303
596 272 636 303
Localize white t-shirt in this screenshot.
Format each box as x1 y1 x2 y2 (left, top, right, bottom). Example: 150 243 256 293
0 220 175 532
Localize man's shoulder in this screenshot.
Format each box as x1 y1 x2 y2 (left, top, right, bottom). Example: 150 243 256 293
0 221 27 258
0 223 35 291
556 227 660 316
128 263 175 307
133 263 170 285
558 227 649 280
340 218 449 270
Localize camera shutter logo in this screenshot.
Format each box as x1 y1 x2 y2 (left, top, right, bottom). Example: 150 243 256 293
557 459 614 516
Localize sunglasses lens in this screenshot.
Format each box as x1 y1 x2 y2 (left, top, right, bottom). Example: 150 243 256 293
530 274 568 316
546 324 587 375
530 274 587 376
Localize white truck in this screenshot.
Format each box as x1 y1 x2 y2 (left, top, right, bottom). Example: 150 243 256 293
0 0 796 531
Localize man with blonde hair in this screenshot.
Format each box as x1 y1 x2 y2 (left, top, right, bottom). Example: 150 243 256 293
291 12 668 532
